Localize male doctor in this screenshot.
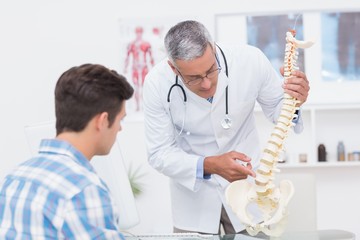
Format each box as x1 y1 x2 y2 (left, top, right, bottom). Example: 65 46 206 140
142 20 309 234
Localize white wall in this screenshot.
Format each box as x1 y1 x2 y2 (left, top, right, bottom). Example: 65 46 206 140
1 0 360 237
2 0 360 180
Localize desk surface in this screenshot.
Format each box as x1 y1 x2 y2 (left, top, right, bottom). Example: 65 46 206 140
125 229 356 240
221 229 355 240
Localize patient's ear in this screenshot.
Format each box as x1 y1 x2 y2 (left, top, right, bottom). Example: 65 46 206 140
95 112 109 130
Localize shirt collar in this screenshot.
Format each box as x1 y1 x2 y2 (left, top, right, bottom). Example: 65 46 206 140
38 138 95 173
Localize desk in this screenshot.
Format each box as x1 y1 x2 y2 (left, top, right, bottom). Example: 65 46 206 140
222 229 356 240
125 230 356 240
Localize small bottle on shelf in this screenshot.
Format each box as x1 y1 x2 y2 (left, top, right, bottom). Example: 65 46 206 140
318 144 327 162
337 141 345 161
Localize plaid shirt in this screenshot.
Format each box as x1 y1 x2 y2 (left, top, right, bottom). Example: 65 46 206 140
0 139 125 240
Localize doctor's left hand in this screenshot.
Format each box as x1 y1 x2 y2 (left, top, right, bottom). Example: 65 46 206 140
280 67 310 107
203 151 256 182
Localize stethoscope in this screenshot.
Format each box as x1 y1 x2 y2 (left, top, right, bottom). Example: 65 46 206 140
167 44 232 135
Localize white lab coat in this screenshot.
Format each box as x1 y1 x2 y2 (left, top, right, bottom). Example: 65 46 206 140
142 44 303 233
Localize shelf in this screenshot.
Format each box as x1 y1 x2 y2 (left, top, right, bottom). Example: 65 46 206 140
254 102 360 112
278 161 360 169
304 103 360 110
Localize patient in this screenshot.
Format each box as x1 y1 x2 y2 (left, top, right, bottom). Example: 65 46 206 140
0 64 134 239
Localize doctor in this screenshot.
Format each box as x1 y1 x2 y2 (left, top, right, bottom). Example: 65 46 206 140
143 20 309 234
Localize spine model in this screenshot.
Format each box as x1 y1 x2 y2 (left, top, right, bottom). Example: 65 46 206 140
225 30 314 237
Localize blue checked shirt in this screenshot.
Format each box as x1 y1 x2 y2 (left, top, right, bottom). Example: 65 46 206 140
0 139 125 239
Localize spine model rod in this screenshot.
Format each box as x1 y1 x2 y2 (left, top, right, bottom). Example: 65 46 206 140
225 30 314 237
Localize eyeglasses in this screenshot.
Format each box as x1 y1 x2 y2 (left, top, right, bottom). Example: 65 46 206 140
178 66 222 86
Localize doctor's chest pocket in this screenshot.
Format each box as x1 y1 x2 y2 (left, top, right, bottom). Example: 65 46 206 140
227 100 255 129
211 99 255 146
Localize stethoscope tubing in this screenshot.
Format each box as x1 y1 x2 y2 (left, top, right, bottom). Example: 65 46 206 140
167 77 187 102
167 44 231 131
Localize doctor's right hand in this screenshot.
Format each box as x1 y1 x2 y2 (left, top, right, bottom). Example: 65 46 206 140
203 151 256 183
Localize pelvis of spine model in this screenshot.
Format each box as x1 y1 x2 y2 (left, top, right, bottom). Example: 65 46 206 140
225 30 314 237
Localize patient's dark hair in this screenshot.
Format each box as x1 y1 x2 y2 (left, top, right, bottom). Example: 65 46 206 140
55 63 134 135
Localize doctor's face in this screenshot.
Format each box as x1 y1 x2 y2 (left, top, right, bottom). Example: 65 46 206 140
173 45 219 99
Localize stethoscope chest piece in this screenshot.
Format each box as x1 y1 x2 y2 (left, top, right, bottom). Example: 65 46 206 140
221 115 232 130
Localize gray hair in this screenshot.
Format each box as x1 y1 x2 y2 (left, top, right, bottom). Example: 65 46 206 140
164 20 214 64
